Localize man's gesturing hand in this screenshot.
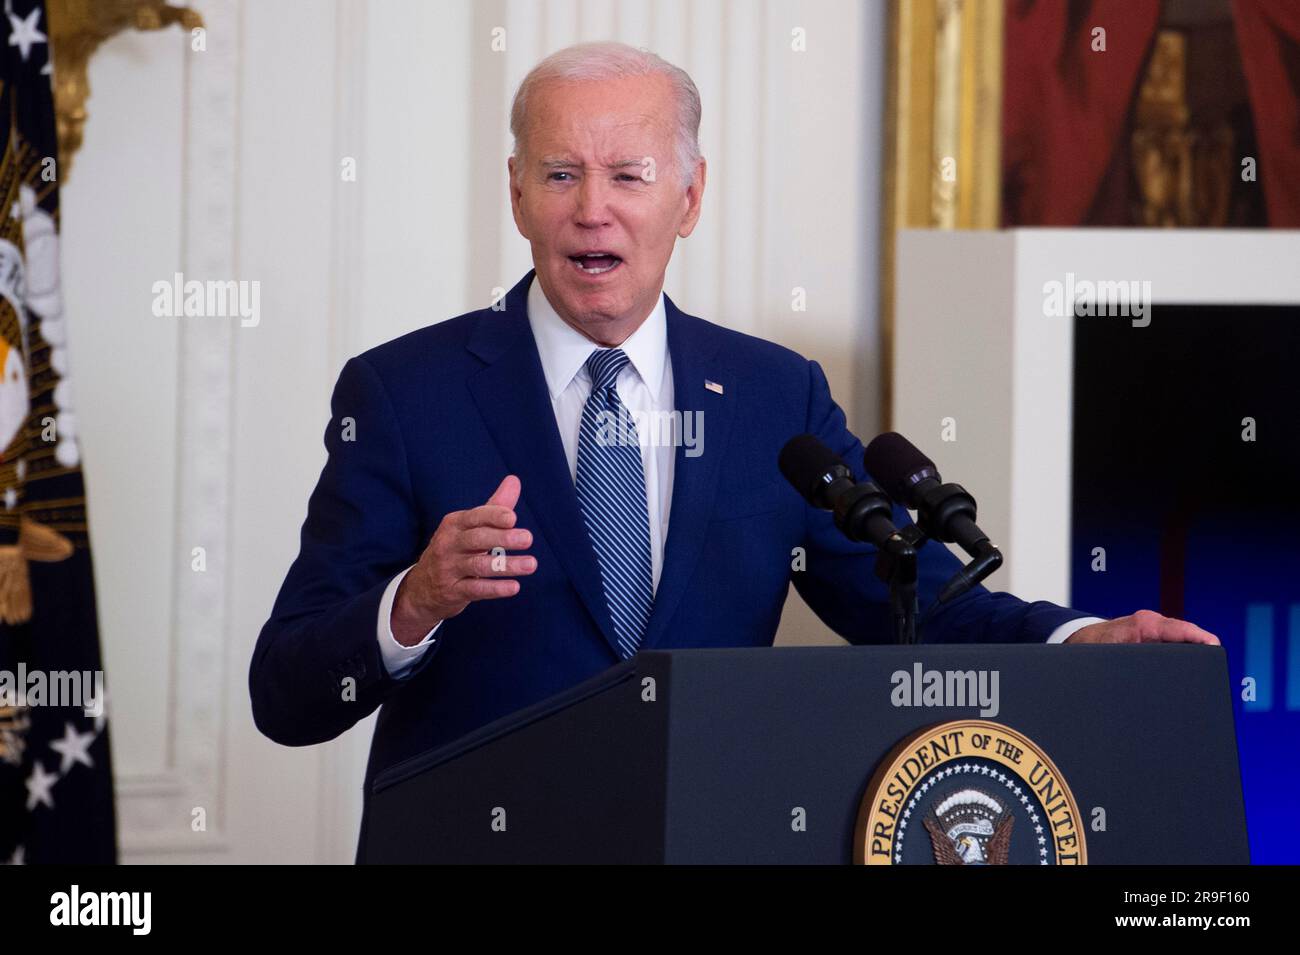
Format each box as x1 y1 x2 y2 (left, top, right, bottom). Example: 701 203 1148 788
390 475 536 646
1065 609 1219 645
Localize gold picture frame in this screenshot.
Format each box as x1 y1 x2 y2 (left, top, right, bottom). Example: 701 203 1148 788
881 0 1003 426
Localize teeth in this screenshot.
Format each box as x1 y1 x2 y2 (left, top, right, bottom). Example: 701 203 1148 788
571 255 620 275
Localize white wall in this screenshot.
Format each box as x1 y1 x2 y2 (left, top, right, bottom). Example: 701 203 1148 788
60 0 884 863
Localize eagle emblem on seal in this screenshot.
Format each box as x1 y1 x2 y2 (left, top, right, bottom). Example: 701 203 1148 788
923 788 1015 865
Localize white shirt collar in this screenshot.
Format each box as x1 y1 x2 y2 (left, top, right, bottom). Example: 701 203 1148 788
527 275 668 401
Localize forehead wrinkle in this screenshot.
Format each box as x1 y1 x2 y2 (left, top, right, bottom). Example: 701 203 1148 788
532 121 667 155
520 77 683 181
527 93 676 148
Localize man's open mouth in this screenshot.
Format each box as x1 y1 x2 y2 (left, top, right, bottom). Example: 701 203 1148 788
568 252 623 275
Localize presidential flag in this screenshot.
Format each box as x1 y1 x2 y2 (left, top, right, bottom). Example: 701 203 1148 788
0 0 115 864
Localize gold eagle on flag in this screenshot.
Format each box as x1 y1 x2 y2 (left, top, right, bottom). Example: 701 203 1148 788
0 84 82 625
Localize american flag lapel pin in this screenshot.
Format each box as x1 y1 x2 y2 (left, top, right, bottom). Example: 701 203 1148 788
704 379 724 395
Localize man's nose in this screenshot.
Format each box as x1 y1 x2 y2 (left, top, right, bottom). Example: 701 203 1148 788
573 176 612 227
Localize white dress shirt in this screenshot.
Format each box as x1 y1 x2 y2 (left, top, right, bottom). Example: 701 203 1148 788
377 280 674 678
376 281 1097 676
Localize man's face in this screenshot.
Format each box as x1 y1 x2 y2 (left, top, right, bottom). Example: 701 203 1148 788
509 73 706 345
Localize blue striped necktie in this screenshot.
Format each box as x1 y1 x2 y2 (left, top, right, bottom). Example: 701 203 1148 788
575 347 654 659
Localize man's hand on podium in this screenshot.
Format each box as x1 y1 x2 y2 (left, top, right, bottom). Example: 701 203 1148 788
391 475 537 646
1065 609 1219 645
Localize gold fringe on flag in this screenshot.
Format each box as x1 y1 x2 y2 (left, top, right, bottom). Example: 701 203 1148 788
0 518 74 624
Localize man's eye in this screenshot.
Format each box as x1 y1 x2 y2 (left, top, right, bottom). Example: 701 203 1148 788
616 173 641 182
548 172 573 182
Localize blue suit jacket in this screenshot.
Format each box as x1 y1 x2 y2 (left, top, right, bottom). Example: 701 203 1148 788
250 272 1087 791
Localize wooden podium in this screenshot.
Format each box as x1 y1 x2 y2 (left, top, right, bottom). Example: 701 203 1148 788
359 645 1248 864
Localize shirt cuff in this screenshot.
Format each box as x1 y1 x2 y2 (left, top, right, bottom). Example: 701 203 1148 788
1046 616 1107 644
377 566 441 678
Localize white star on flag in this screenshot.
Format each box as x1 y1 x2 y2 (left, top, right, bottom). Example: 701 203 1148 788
49 721 95 773
6 6 45 62
25 759 57 810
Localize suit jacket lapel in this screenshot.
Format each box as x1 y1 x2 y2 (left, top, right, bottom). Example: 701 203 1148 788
640 295 736 648
466 272 620 657
468 277 735 656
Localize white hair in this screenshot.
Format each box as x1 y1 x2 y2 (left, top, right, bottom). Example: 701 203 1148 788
509 42 702 188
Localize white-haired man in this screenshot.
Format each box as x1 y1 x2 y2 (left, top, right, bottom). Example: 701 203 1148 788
251 43 1219 843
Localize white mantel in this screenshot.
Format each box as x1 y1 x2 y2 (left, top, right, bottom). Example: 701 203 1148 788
893 229 1300 605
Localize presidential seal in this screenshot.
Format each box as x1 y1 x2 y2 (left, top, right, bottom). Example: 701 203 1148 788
854 720 1086 865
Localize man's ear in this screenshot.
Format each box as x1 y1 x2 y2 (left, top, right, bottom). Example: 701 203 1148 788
677 157 707 239
508 156 530 240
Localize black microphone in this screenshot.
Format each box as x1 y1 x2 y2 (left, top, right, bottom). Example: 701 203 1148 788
862 432 1002 602
778 434 901 548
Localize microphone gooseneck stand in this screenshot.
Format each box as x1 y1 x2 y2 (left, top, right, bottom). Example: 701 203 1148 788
873 524 926 645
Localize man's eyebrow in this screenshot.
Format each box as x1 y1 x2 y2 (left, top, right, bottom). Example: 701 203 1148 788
537 158 648 170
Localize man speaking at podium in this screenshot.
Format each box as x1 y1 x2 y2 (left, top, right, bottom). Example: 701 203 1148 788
249 44 1217 803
